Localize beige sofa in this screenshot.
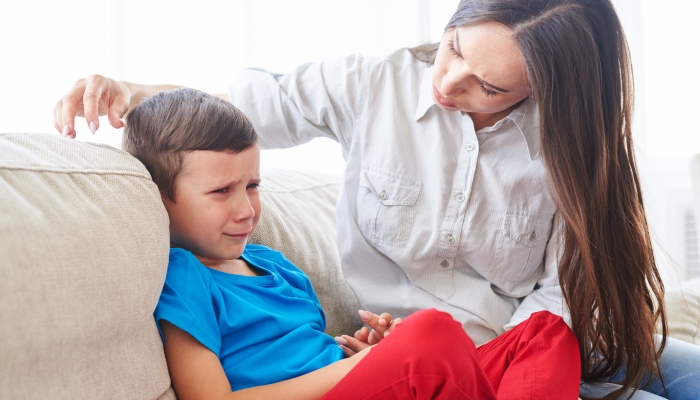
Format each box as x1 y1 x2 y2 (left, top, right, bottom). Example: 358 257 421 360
1 132 698 399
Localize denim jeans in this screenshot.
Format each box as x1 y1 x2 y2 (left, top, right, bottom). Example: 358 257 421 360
579 336 700 399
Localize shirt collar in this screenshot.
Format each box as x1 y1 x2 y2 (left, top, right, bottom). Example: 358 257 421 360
414 66 540 161
414 66 436 122
504 98 541 161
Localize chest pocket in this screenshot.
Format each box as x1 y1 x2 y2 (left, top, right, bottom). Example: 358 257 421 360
492 209 553 296
357 168 421 248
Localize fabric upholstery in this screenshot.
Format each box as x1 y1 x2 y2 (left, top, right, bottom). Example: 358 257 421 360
665 279 700 345
0 133 175 400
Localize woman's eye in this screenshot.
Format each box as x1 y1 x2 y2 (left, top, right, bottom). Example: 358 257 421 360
478 82 498 98
448 41 461 58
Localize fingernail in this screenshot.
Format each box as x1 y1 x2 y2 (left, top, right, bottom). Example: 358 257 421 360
385 331 391 337
62 125 70 137
358 310 371 321
334 336 348 345
89 121 97 134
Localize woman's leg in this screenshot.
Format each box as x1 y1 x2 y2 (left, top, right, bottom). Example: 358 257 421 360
579 382 666 399
580 335 700 399
322 308 498 400
640 336 700 399
476 310 581 400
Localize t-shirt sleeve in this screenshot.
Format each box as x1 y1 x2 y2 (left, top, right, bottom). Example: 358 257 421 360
154 249 222 357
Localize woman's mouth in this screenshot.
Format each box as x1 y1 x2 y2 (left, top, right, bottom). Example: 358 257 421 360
433 85 457 108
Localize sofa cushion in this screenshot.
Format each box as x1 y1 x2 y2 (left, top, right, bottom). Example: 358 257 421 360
665 278 700 345
250 169 363 338
0 133 175 400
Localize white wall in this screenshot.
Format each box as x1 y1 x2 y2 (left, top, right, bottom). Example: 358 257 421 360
0 0 437 173
615 0 700 284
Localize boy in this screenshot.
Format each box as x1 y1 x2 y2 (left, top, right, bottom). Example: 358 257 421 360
123 88 580 400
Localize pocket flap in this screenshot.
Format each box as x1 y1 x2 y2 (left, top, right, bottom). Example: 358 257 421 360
503 210 552 247
359 169 421 206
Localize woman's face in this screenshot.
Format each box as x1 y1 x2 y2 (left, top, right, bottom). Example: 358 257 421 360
432 22 530 114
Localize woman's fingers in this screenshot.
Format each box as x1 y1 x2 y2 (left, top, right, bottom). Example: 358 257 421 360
359 310 397 345
54 74 130 137
55 83 85 138
384 317 403 336
353 326 370 343
81 75 110 133
335 334 371 358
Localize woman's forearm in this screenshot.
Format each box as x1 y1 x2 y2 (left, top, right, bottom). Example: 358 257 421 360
121 81 185 114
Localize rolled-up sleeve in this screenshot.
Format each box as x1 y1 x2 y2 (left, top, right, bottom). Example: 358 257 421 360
228 54 365 151
503 211 570 331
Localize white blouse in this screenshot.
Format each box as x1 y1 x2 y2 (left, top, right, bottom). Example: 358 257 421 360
229 48 567 344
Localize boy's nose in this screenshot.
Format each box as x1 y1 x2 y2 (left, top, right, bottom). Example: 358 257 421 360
231 195 255 222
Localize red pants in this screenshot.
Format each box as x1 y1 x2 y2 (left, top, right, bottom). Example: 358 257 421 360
322 309 580 400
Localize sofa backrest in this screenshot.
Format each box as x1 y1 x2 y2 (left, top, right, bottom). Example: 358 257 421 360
0 132 362 399
0 133 174 399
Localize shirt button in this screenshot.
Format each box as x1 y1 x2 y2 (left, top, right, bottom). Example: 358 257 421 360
466 143 475 151
440 260 450 268
377 190 388 201
446 235 456 244
529 232 537 241
456 193 466 202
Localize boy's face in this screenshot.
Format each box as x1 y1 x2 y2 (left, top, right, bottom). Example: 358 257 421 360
162 145 261 266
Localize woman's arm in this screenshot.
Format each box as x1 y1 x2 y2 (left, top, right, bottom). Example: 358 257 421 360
161 321 368 400
53 75 228 138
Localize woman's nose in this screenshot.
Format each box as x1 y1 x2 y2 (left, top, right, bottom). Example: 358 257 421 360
440 69 466 97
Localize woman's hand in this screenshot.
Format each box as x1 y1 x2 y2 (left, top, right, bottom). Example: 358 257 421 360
334 310 403 357
53 75 191 139
53 74 133 139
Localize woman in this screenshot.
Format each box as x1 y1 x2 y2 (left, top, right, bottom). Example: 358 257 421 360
54 0 700 398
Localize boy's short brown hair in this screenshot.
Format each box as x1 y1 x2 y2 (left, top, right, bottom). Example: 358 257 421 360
123 88 257 201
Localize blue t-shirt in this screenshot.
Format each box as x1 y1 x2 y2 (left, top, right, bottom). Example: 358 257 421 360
154 245 344 391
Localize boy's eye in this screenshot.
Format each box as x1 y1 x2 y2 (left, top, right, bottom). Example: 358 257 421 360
213 188 229 194
247 183 260 190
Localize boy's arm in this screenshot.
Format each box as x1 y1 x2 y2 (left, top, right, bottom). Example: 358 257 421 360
161 321 369 400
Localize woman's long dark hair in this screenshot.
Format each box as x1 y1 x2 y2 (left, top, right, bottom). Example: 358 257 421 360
412 1 667 398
